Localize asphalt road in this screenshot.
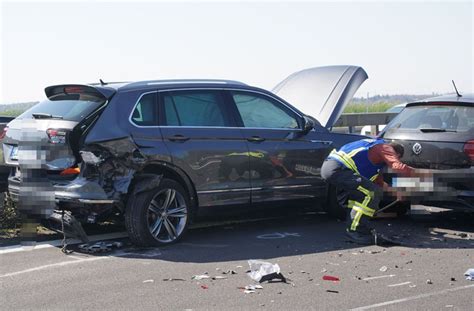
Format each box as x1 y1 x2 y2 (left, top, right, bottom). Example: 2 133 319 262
1 206 473 310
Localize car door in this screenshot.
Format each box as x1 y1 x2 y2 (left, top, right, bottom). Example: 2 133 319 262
159 89 251 207
228 90 331 203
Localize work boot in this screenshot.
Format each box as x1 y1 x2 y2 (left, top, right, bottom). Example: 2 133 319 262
345 228 375 245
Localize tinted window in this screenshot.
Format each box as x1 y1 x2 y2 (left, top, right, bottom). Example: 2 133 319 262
385 105 474 132
163 91 227 127
131 93 158 126
18 98 104 122
232 92 299 129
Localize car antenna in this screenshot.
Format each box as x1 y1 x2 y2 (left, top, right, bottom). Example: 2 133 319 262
452 80 462 97
99 79 107 86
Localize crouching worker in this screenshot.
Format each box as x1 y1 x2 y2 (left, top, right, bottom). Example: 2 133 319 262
321 138 414 244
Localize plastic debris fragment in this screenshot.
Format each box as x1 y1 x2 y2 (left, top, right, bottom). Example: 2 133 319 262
464 268 474 281
322 275 340 282
380 266 388 272
247 260 287 283
192 275 211 280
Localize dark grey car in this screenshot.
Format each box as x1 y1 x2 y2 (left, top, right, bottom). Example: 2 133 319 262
2 66 367 246
380 94 474 210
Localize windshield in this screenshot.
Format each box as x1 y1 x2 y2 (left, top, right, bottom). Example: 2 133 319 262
18 96 105 122
384 105 474 133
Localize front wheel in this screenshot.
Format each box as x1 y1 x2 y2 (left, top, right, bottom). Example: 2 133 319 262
125 178 191 246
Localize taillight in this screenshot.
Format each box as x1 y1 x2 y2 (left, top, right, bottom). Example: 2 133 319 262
0 127 8 140
464 140 474 163
46 129 67 144
60 167 80 176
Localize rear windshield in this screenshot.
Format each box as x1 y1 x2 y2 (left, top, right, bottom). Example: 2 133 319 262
18 95 105 122
384 105 474 133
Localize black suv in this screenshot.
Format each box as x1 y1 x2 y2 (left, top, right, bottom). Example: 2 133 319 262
2 66 367 245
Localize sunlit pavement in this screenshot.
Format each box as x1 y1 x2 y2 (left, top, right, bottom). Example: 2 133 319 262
1 206 473 310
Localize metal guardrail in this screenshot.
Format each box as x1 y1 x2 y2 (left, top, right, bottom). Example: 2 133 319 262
334 112 399 134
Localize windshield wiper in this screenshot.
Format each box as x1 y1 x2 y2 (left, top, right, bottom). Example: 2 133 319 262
32 113 63 119
419 128 457 133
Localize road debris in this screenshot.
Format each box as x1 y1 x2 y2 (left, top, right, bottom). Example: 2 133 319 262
143 279 154 283
222 270 237 275
387 281 411 287
211 276 227 280
322 275 340 282
464 268 474 281
362 274 396 281
326 290 339 293
192 275 211 280
379 266 388 272
163 278 186 281
426 279 433 284
238 284 263 294
78 241 123 253
200 285 209 290
247 260 287 283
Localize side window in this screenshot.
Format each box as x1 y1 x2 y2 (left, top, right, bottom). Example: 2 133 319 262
131 93 158 126
232 91 299 129
162 91 228 127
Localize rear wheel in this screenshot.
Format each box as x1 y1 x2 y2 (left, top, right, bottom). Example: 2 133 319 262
125 178 191 246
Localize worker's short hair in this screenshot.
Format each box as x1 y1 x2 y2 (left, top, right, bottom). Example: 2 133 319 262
390 142 404 158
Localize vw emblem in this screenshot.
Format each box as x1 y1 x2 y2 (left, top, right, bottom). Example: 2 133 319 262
412 143 422 155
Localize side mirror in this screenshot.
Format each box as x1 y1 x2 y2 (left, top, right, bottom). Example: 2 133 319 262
302 116 314 134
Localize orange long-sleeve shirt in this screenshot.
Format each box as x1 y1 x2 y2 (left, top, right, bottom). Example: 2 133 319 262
368 144 414 186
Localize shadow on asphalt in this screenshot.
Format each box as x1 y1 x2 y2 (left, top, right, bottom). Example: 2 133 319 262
67 206 474 263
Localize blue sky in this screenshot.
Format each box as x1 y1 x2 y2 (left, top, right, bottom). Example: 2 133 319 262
1 0 472 103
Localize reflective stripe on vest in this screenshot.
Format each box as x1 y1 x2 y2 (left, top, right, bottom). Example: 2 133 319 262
328 138 385 180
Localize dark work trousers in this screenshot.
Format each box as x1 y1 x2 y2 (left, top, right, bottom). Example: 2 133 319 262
321 159 383 233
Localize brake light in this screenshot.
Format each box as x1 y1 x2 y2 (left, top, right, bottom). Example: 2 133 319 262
64 86 84 94
0 127 8 140
46 129 67 144
60 167 80 176
464 140 474 163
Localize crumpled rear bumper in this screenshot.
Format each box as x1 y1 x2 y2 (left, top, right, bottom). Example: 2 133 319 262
8 175 116 204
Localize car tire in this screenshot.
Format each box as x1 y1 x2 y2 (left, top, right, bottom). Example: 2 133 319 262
125 178 192 246
325 185 347 220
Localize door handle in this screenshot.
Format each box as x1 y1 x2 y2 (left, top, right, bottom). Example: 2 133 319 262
168 135 190 142
247 136 265 143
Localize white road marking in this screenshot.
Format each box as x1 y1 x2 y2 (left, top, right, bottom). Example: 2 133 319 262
388 281 412 287
0 232 128 255
350 284 474 311
362 274 396 281
0 249 138 278
0 256 109 278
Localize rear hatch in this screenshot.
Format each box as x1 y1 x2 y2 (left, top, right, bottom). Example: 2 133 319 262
381 102 474 169
2 85 112 175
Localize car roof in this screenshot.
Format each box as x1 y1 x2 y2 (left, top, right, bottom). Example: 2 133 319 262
90 79 249 92
408 93 474 106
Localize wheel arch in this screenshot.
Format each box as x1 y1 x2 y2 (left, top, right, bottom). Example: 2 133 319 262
133 162 198 211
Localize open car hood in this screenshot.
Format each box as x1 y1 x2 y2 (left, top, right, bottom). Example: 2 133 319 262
272 65 368 128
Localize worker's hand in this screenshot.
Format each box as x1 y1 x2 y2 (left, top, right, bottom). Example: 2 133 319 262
412 169 434 178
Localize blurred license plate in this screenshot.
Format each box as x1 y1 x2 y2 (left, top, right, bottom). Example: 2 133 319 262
10 146 18 160
392 177 434 191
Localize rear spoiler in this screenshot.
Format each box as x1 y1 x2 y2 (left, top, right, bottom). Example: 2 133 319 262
45 84 116 100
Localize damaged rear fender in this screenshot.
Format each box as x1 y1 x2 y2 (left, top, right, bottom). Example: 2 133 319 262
135 163 198 210
79 136 147 201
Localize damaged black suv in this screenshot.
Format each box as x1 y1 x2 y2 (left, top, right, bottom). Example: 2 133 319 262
2 66 368 245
